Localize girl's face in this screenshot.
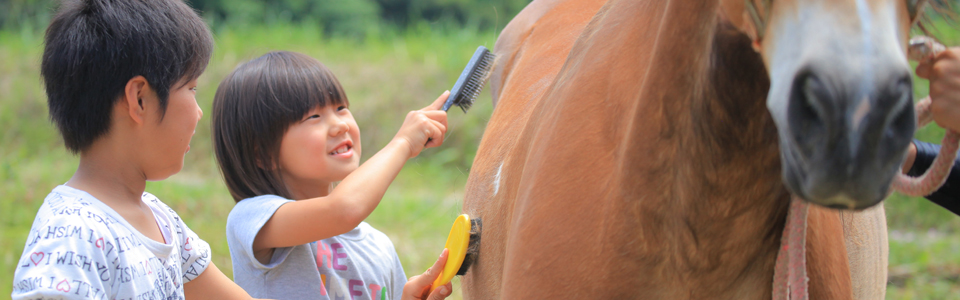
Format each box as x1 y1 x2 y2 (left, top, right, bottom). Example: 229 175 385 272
277 104 361 196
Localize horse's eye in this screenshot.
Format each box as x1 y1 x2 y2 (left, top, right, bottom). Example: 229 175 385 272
907 0 926 21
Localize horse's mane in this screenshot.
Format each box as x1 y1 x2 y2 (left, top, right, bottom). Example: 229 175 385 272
915 1 958 40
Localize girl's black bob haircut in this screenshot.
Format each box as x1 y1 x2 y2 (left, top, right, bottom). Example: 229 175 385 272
212 51 349 202
41 0 213 153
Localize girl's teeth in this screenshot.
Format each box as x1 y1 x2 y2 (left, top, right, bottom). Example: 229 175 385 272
332 147 349 155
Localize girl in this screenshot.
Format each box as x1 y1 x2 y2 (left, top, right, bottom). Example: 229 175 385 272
212 51 453 300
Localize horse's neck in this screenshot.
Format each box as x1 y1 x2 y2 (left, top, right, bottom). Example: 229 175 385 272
683 18 789 236
613 3 786 217
616 8 788 267
668 19 789 239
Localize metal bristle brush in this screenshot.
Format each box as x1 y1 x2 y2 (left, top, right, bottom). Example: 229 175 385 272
426 46 494 146
442 46 494 112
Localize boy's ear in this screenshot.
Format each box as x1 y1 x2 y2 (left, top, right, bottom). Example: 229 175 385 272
122 76 151 125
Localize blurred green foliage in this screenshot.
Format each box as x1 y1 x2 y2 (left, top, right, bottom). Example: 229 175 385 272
0 0 530 37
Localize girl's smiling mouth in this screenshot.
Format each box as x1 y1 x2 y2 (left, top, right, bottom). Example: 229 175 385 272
329 140 353 157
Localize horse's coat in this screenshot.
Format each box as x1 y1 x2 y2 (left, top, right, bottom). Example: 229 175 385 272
462 0 918 298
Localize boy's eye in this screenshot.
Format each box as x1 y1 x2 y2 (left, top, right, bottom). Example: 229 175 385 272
337 106 347 111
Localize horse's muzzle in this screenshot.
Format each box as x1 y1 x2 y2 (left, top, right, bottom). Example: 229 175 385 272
780 67 915 209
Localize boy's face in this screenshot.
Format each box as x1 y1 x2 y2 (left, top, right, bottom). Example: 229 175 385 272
141 78 203 180
277 104 361 192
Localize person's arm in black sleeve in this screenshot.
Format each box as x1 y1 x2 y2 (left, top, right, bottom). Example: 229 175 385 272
906 139 960 216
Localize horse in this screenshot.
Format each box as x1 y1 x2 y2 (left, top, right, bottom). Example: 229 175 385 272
460 0 925 298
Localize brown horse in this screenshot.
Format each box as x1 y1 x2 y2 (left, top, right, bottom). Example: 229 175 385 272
461 0 924 298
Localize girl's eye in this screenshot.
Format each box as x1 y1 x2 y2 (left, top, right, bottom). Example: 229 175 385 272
307 114 321 120
337 106 347 111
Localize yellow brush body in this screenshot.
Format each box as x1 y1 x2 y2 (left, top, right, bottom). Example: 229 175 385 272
430 214 471 293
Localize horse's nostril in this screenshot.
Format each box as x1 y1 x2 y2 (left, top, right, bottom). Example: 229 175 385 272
787 71 831 155
885 75 914 131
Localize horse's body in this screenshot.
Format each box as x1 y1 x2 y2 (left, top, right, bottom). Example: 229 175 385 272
462 0 914 298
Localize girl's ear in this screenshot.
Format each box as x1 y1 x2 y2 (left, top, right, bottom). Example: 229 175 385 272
254 147 276 170
122 76 151 125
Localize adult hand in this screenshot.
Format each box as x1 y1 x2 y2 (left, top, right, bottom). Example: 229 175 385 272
916 47 960 133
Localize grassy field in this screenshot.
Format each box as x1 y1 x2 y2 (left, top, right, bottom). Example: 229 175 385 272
2 23 960 299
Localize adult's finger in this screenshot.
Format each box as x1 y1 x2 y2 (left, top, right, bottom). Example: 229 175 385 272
424 91 451 111
917 59 933 79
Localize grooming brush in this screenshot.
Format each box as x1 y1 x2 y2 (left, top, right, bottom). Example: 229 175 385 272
427 46 494 145
442 46 494 112
429 214 482 294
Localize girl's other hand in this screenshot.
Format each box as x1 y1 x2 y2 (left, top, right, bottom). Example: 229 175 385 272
394 91 450 158
917 47 960 133
402 248 453 300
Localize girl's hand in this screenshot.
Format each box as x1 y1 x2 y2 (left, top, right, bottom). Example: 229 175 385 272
402 248 453 300
917 47 960 133
394 91 450 158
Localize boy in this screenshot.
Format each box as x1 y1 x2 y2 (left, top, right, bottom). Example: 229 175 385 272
11 0 252 298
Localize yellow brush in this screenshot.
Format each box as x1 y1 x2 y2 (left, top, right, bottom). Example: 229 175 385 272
430 214 481 293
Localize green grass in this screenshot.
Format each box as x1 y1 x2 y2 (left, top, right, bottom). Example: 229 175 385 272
0 24 496 299
3 21 960 299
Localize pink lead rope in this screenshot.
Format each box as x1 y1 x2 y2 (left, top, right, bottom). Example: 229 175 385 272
772 196 810 300
892 36 960 197
773 36 957 300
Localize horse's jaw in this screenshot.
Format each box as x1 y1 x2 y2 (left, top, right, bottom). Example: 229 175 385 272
761 1 915 210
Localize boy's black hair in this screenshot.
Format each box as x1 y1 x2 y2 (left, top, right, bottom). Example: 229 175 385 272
212 51 349 202
42 0 213 153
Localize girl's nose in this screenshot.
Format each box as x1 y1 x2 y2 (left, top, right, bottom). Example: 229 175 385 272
329 118 349 137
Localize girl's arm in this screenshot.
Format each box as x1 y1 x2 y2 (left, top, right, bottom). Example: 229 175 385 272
253 92 449 251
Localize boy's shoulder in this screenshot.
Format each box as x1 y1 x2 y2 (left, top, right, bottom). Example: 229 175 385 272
33 185 120 230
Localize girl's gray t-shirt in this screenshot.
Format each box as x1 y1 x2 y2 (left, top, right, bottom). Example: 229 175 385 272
227 195 407 300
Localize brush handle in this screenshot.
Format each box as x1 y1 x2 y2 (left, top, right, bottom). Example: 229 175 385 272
428 46 491 145
443 46 491 112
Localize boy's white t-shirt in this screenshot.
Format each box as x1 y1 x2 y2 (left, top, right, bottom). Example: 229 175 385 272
11 185 211 300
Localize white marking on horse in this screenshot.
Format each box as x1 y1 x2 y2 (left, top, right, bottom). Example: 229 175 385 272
493 162 504 195
856 0 876 99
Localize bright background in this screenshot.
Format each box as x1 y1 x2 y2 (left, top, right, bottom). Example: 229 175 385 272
2 1 959 299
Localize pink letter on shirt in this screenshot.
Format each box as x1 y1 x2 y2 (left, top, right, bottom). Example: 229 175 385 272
316 242 332 268
369 284 382 300
349 279 363 300
331 243 348 271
